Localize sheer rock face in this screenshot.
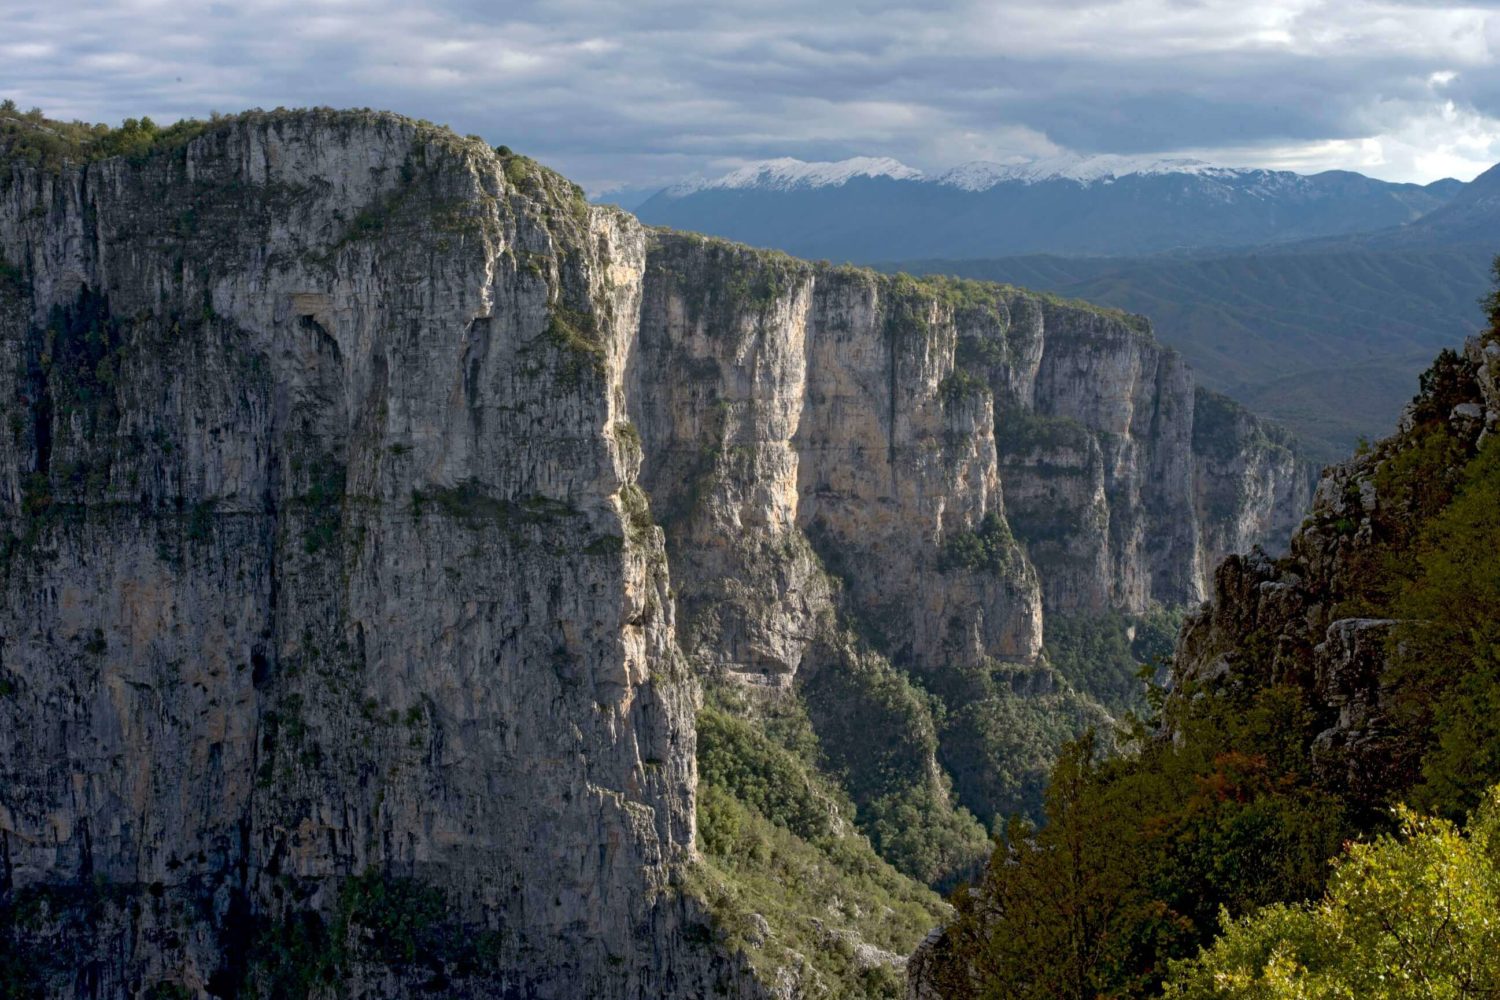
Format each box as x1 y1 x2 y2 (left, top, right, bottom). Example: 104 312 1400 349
630 237 1044 688
993 314 1311 616
0 112 733 999
0 111 1307 997
630 238 1310 691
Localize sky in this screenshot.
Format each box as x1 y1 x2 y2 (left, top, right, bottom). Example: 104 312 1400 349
4 0 1500 198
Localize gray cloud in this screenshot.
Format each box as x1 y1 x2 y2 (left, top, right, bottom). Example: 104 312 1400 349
2 0 1498 193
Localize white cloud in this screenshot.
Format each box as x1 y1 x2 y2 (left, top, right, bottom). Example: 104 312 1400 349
0 41 55 58
0 0 1497 189
1173 98 1500 182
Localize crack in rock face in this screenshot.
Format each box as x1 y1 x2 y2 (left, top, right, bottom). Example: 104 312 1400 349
0 108 1311 998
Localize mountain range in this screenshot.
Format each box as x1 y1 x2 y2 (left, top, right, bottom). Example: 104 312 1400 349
635 154 1462 259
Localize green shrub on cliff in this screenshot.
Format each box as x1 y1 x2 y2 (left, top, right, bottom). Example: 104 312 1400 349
995 406 1093 456
691 705 948 1000
0 103 213 169
1388 433 1500 816
931 260 1500 1000
938 512 1017 573
1045 608 1183 717
1162 788 1500 999
697 706 839 843
795 650 993 889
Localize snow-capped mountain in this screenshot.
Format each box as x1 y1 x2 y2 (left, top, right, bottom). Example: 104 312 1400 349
669 153 1256 195
936 155 1243 189
670 156 924 194
635 155 1460 259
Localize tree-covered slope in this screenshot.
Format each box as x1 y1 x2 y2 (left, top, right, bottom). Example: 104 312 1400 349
915 263 1500 999
1162 788 1500 998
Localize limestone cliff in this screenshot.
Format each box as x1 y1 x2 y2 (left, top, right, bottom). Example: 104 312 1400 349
0 109 739 1000
0 109 1309 998
633 238 1309 686
991 309 1308 616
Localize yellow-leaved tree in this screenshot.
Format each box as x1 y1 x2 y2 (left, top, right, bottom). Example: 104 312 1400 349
1161 785 1500 999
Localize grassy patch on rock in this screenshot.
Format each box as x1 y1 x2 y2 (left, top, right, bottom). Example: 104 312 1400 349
688 705 949 999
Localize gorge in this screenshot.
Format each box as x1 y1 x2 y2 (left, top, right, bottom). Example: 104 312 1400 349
0 108 1311 998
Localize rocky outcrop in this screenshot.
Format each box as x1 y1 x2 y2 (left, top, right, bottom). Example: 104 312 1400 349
1173 331 1500 810
905 928 947 1000
0 109 1309 997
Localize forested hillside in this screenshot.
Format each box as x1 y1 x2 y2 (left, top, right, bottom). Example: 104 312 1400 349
917 262 1500 998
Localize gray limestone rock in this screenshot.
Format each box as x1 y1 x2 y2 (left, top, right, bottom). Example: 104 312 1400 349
0 109 1312 998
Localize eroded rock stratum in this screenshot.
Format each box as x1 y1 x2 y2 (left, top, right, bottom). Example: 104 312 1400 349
0 110 1308 998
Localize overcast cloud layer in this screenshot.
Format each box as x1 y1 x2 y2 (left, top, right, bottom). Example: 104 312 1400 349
4 0 1500 195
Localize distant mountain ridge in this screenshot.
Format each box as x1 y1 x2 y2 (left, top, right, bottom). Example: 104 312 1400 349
669 153 1255 194
636 152 1496 461
636 155 1460 259
1318 161 1500 251
882 159 1500 460
666 155 923 193
935 154 1236 188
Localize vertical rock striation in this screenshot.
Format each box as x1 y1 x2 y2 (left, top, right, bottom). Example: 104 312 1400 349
0 110 740 999
632 239 1310 691
630 237 1044 689
0 109 1311 997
